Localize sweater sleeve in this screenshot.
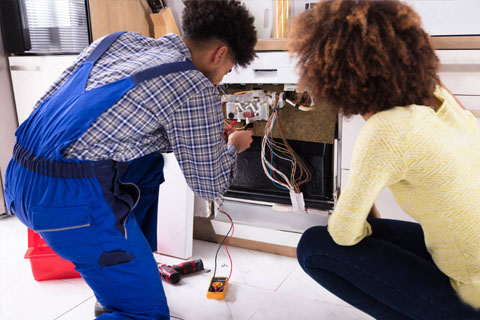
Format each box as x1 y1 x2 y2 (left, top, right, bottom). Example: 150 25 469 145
328 112 408 245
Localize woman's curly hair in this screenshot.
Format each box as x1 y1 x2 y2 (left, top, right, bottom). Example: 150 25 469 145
289 0 440 116
182 0 257 67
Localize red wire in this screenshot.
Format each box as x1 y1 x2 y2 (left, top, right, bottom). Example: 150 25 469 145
224 210 234 280
217 199 234 280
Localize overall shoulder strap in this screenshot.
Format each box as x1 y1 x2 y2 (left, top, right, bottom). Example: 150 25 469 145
130 59 196 85
86 31 126 64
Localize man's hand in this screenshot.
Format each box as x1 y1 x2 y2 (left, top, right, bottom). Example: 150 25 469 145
223 123 236 140
228 130 253 153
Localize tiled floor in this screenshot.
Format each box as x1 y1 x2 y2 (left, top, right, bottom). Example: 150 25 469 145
0 215 373 320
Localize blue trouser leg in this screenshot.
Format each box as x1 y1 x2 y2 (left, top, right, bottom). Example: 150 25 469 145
121 152 164 252
7 159 170 320
297 218 480 320
39 212 169 320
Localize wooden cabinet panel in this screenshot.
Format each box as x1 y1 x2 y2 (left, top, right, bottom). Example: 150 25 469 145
88 0 153 41
255 37 480 51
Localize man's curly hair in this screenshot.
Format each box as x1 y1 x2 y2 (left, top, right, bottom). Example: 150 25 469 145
182 0 257 68
289 0 440 116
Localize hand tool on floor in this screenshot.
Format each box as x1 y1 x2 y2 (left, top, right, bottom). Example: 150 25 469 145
207 276 229 300
158 259 205 284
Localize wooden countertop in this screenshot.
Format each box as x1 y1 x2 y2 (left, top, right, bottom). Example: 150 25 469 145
255 36 480 51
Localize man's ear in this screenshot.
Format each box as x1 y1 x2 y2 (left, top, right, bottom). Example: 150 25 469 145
212 45 229 66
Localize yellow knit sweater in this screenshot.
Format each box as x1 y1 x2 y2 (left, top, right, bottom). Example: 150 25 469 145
328 86 480 308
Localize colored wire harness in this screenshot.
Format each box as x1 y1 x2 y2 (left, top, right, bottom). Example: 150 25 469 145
261 99 311 193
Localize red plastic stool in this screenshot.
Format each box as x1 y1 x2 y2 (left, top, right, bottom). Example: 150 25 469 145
25 229 81 281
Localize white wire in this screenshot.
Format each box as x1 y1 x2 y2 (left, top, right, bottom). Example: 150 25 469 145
268 144 295 164
261 137 293 190
261 111 294 191
299 106 315 112
285 99 315 112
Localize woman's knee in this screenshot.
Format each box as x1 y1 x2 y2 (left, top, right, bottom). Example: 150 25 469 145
297 225 333 269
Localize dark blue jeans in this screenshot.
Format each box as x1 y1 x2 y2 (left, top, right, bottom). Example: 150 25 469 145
297 219 480 320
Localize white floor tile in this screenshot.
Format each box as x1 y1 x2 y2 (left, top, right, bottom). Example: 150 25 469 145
157 239 298 291
0 216 27 262
1 276 94 320
192 240 297 291
0 220 373 320
0 256 30 294
250 291 373 320
163 272 272 320
0 311 13 320
55 296 95 320
60 278 94 292
276 265 352 307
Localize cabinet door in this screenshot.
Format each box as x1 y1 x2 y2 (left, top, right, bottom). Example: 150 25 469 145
437 50 480 127
9 56 77 125
340 115 364 171
157 153 194 259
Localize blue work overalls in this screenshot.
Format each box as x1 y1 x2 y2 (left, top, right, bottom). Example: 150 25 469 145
3 32 196 319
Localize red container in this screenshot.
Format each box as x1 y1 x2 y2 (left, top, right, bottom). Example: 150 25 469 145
24 229 81 281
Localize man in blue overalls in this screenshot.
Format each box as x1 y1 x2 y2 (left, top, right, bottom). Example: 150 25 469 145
3 1 256 318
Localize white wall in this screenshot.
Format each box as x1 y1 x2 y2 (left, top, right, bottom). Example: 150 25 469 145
9 56 77 124
405 0 480 36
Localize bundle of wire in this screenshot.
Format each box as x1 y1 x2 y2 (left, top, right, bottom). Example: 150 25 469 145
224 119 247 131
285 98 316 111
261 104 311 193
285 90 316 112
212 198 234 282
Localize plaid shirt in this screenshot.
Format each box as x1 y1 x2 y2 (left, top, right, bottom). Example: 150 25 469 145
34 32 237 200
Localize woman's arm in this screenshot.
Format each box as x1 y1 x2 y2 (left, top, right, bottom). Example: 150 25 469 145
328 114 407 245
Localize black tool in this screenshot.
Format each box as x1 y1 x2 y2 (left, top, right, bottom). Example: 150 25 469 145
158 259 205 284
147 0 164 13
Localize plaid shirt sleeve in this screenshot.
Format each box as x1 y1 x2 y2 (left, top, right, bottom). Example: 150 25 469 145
167 86 238 201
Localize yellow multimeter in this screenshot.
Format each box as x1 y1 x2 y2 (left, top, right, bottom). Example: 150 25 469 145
206 276 229 300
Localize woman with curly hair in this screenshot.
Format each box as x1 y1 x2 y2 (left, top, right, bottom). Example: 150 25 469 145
290 1 480 318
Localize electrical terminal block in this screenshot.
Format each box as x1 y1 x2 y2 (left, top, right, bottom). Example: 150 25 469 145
223 90 272 122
